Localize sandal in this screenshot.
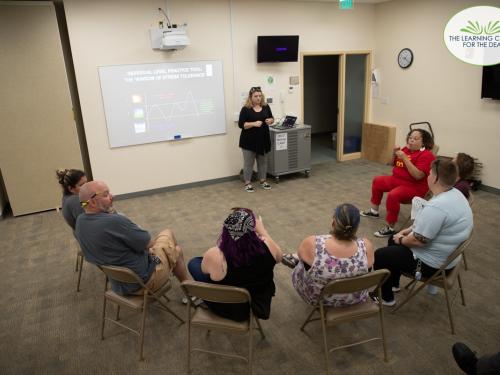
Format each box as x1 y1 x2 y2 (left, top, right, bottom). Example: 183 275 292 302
282 253 299 269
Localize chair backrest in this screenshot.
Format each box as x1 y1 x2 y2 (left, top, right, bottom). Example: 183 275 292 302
441 230 474 269
181 280 250 304
100 265 144 285
319 269 391 298
468 191 475 209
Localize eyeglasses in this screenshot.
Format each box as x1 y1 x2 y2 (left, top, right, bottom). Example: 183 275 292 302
249 86 261 93
81 191 103 208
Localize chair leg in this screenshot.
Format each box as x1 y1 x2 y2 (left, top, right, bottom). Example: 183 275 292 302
457 274 466 306
300 307 318 331
462 252 468 271
116 306 121 321
138 296 147 361
187 303 192 374
248 311 254 375
392 281 427 313
443 283 455 335
101 297 107 340
75 253 80 272
76 256 84 292
319 306 331 375
378 290 389 362
156 297 185 323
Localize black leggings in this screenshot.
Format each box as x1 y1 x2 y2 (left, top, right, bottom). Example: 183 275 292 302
373 245 440 301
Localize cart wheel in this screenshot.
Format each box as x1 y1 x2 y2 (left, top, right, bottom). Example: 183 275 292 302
305 170 310 178
275 176 280 184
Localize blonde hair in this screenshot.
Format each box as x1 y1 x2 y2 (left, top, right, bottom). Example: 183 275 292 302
244 87 268 108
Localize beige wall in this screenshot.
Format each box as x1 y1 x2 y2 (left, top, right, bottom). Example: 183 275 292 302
64 0 376 195
64 0 499 193
372 0 500 188
0 2 83 215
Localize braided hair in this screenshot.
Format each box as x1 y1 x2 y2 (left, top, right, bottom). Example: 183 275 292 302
56 169 85 195
330 203 360 241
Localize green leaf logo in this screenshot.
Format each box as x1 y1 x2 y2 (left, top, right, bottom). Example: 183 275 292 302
484 20 500 35
460 20 500 34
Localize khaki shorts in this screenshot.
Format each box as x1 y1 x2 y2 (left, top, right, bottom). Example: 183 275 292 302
143 229 180 292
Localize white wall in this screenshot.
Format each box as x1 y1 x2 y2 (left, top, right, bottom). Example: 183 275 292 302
64 0 376 195
372 0 500 188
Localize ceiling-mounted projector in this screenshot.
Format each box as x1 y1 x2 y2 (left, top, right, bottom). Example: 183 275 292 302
161 28 189 50
149 26 190 51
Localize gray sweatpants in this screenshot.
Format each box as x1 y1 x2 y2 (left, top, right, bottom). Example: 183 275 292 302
242 149 268 183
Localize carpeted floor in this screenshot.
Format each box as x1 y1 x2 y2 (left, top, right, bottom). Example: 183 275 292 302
0 159 498 375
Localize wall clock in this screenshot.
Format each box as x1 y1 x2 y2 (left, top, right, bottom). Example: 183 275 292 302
398 48 413 69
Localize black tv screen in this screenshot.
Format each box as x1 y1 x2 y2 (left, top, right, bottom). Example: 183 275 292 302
257 35 299 63
481 64 500 100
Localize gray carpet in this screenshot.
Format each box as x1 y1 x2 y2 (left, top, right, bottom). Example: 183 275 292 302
0 159 498 375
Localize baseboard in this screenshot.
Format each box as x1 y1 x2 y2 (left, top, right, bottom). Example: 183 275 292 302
479 184 500 195
114 175 240 201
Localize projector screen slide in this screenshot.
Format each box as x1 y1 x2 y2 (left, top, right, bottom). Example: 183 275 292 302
98 60 226 148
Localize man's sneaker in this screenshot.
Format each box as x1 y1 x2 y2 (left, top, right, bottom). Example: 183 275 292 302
374 226 396 238
452 342 478 374
245 184 255 193
370 293 396 306
392 286 401 293
260 182 272 190
360 209 379 219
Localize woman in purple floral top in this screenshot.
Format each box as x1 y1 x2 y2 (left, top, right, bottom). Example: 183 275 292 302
292 203 374 307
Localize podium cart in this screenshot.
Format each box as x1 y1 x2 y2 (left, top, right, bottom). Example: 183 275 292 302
268 124 311 182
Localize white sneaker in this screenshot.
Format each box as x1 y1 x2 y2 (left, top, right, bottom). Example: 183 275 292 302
244 184 255 193
427 285 439 295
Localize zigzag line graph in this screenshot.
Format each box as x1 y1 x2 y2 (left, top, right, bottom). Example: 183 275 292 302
144 91 214 123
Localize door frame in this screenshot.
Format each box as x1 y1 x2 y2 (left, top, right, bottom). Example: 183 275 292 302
300 51 372 161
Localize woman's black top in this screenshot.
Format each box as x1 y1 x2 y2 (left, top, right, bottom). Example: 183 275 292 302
209 243 277 322
238 105 273 155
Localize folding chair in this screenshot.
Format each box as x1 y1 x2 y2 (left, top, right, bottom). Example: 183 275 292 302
461 191 475 271
300 269 391 375
180 280 265 375
392 232 474 334
75 249 84 292
100 265 184 360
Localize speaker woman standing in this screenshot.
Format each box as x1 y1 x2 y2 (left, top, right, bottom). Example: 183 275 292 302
238 86 274 193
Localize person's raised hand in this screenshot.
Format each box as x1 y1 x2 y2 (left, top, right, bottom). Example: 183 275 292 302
395 149 406 159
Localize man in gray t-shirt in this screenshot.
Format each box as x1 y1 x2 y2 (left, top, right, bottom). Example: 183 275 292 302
75 180 189 295
374 159 473 305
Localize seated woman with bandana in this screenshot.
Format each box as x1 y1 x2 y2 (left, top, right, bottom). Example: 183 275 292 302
188 208 282 322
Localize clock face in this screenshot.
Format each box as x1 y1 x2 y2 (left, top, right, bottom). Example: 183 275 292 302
398 48 413 68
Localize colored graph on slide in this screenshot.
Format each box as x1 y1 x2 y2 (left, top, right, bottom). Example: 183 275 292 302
98 60 226 147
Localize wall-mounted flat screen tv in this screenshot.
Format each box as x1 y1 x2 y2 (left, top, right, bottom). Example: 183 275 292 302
257 35 299 63
481 64 500 100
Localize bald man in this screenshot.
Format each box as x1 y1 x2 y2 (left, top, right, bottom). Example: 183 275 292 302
75 181 189 295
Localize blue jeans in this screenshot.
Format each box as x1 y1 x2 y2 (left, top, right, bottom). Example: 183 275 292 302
188 257 211 283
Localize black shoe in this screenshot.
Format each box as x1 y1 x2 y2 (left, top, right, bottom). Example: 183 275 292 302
452 342 478 375
282 253 299 269
374 226 396 238
360 209 379 218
